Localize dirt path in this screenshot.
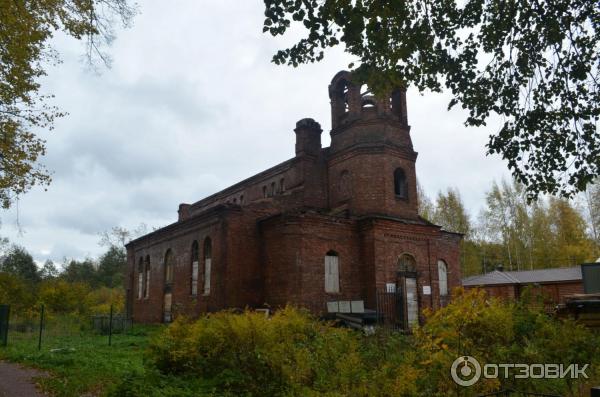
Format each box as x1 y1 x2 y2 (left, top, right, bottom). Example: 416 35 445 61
0 361 48 397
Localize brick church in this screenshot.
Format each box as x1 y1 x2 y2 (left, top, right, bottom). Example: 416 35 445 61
125 71 462 328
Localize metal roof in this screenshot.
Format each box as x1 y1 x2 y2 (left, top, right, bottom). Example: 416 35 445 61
462 266 582 286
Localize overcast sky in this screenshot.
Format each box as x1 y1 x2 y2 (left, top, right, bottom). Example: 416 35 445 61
1 1 510 264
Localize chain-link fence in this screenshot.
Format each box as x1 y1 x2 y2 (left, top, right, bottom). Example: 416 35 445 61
2 303 132 350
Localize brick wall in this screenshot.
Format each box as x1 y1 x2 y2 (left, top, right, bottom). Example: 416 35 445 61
464 281 584 306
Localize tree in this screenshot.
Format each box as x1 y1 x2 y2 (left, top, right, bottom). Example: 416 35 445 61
0 272 36 312
431 188 471 237
38 279 90 314
0 244 39 283
97 246 126 288
99 224 148 252
481 180 534 270
479 178 596 270
61 258 98 287
584 181 600 250
263 1 600 199
39 259 59 279
0 0 136 208
547 197 595 266
416 179 434 220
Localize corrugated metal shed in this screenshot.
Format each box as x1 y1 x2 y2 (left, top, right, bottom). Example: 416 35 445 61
462 267 582 287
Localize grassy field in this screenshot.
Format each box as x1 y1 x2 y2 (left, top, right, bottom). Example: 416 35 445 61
0 325 163 397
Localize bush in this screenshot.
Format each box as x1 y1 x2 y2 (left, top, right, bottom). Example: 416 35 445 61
84 287 124 314
38 279 90 315
135 292 600 397
412 288 600 396
146 307 418 396
107 369 219 397
0 272 36 312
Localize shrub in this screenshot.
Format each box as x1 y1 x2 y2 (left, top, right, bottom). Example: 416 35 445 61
84 287 124 314
0 272 36 312
146 307 416 396
412 288 600 396
38 279 90 315
139 292 600 397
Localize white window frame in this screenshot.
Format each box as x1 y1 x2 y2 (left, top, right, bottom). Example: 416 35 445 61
325 254 340 293
438 260 448 296
137 272 143 300
144 265 150 298
191 260 199 296
203 258 211 295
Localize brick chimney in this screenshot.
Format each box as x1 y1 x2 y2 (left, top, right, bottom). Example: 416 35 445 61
294 118 322 157
178 203 191 221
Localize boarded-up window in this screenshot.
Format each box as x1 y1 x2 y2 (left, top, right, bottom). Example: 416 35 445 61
163 292 172 323
144 256 150 299
137 258 143 300
191 241 199 296
325 251 340 293
438 260 448 296
203 237 212 295
164 249 174 285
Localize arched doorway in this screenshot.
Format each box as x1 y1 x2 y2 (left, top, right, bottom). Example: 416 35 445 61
397 254 419 329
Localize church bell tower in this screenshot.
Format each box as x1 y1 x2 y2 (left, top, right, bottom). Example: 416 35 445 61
326 71 419 219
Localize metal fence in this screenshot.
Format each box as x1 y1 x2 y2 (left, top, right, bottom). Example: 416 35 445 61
0 304 9 346
375 289 405 331
1 304 131 350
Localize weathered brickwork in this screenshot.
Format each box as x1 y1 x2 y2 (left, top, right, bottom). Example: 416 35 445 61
465 282 584 306
126 71 462 324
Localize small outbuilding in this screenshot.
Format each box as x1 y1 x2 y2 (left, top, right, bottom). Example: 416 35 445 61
462 267 583 308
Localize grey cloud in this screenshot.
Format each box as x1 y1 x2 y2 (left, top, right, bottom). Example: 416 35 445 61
1 1 509 263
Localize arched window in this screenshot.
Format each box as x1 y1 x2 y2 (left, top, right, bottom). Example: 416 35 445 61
438 260 448 297
324 251 340 293
279 178 285 193
144 255 150 299
263 186 267 198
203 237 212 295
394 168 408 198
137 258 143 300
191 241 199 296
329 71 359 128
164 249 174 285
360 84 376 109
391 88 403 115
398 253 416 273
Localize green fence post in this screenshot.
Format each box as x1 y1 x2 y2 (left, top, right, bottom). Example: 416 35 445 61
108 305 113 346
0 305 9 347
38 304 44 351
